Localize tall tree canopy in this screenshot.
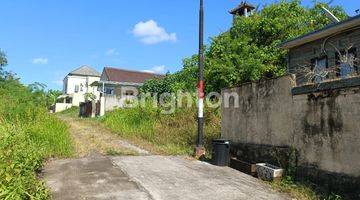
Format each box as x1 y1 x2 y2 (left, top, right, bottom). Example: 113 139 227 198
0 50 6 67
142 1 348 93
0 50 8 79
140 55 199 94
205 0 347 92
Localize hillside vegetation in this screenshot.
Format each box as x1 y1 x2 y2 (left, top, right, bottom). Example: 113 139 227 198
0 52 72 199
101 103 220 155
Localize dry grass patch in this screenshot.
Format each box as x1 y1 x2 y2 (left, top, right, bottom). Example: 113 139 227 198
99 104 221 156
57 113 139 158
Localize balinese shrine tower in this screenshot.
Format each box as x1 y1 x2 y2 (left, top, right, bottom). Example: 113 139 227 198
229 1 255 22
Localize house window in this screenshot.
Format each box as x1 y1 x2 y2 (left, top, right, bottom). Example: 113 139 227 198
336 48 357 78
105 88 114 95
311 56 328 83
80 84 84 92
74 85 79 93
65 97 72 104
125 90 134 96
64 82 67 94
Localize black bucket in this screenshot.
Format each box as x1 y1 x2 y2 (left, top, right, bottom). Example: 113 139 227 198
212 139 230 166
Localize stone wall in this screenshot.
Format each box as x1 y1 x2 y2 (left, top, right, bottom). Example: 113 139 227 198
221 75 360 197
103 95 137 112
55 103 73 113
104 95 124 111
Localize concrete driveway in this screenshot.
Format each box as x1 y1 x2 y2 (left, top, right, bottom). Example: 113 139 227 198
44 155 289 200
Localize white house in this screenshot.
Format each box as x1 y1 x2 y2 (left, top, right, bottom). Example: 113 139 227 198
55 65 101 112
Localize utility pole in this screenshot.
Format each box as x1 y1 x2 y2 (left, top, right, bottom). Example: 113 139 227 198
195 0 205 158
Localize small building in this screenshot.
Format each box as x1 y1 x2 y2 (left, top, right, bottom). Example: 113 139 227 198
280 15 360 85
95 67 163 111
55 65 101 112
229 1 255 22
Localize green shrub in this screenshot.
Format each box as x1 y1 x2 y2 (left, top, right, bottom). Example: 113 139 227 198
0 78 72 199
101 102 220 155
56 106 79 118
0 124 48 199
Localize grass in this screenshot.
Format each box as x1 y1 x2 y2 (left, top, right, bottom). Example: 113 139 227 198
57 102 345 200
55 99 220 156
57 106 79 118
99 103 221 156
0 79 73 199
269 176 343 200
269 176 318 200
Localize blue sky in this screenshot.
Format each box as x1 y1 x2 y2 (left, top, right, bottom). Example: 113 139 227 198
0 0 358 90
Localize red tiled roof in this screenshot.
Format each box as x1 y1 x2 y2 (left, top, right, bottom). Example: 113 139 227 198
103 67 163 83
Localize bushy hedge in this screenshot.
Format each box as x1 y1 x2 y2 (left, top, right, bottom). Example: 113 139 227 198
0 77 72 199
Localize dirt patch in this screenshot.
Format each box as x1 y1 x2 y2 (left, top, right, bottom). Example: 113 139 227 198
58 115 149 157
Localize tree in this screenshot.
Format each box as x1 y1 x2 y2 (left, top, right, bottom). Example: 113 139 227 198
0 50 7 67
141 55 199 94
0 50 8 78
141 1 347 93
46 89 63 106
205 0 347 92
84 92 96 102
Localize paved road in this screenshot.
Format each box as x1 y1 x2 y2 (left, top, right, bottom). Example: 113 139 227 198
44 155 289 200
43 155 152 200
47 115 289 199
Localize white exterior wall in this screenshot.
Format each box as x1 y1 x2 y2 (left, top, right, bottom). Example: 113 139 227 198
63 75 100 106
102 86 140 112
55 103 73 113
104 95 138 111
87 76 101 96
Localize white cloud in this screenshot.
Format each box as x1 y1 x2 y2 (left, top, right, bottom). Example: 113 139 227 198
106 48 119 56
32 58 48 65
132 20 177 45
142 65 166 74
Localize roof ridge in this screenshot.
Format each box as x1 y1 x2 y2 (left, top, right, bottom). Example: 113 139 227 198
104 66 164 76
69 65 101 77
69 65 86 73
280 14 360 49
70 65 93 72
